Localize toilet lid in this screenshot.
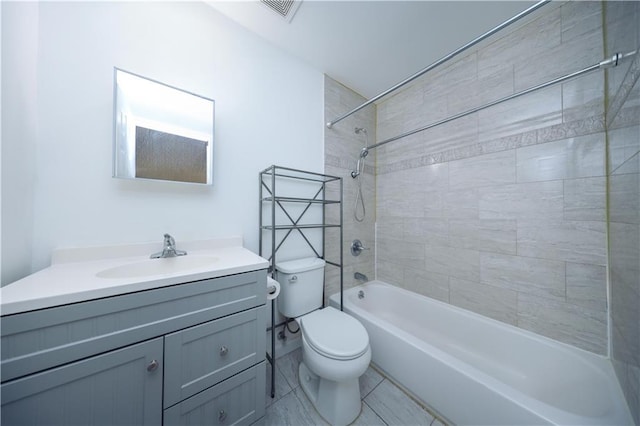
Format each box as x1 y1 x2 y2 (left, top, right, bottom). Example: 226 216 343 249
300 307 369 360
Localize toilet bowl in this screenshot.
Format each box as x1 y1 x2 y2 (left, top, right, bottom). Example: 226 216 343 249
297 307 371 426
275 257 371 426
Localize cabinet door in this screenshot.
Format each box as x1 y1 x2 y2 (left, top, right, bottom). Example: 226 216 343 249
1 338 163 426
164 362 265 426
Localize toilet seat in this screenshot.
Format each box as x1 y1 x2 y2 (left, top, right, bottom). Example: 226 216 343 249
300 307 369 360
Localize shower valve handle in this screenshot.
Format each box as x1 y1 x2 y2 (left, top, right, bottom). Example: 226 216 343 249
351 239 369 256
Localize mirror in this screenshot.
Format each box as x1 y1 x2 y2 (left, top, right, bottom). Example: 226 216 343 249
113 68 214 185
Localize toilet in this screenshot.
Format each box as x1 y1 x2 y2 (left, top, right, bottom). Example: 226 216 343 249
276 257 371 426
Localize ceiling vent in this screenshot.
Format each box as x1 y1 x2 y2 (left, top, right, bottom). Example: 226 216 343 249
260 0 302 22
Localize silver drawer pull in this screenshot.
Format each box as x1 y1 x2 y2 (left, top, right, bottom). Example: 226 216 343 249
218 409 227 422
219 346 229 356
146 359 159 372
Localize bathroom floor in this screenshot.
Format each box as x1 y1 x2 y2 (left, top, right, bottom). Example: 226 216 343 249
253 348 447 426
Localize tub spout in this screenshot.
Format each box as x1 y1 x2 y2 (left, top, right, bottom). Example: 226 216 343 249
354 272 369 282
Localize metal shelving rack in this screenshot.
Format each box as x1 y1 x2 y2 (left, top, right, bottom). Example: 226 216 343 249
259 165 343 399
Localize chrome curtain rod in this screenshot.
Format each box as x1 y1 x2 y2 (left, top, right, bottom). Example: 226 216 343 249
357 53 627 158
326 0 551 129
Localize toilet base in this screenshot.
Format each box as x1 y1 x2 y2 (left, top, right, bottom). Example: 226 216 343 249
298 361 362 426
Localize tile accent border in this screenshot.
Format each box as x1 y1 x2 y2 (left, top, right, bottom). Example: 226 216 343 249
325 153 375 175
378 114 605 175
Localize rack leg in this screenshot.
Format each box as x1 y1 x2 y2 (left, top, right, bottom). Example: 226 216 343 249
270 298 275 398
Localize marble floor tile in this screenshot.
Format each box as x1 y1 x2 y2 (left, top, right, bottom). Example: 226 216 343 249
354 403 387 426
276 348 304 390
253 391 320 426
291 387 330 426
259 349 448 426
265 359 293 407
364 379 435 425
359 366 385 399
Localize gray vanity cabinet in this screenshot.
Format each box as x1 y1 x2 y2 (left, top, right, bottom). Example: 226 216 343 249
1 337 164 426
1 270 267 426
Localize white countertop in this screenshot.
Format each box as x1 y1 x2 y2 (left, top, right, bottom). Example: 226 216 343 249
0 237 269 316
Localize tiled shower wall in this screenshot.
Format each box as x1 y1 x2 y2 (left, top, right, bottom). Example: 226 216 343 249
605 1 640 423
324 76 376 306
375 1 610 354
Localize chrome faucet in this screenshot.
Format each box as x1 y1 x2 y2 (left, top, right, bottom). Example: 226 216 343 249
150 234 187 258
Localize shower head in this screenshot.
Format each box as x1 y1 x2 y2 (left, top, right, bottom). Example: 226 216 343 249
351 128 369 178
350 148 369 178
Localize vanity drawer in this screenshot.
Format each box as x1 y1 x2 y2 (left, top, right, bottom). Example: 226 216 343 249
1 270 267 382
164 361 265 426
164 306 266 408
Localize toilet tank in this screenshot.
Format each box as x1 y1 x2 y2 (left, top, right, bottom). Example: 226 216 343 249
275 257 326 318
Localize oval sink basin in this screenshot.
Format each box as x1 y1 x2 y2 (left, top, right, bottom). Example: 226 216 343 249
96 256 219 279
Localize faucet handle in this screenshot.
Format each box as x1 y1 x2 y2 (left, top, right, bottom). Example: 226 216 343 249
164 234 175 247
351 239 370 256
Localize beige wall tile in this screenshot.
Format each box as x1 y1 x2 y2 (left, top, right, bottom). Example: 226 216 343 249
449 219 516 255
479 180 563 220
377 237 425 269
566 262 607 312
480 252 566 301
517 292 607 354
608 125 640 174
562 73 604 124
449 150 516 190
424 245 480 282
516 133 605 183
563 176 606 221
449 277 518 325
376 259 404 286
609 173 640 224
403 218 449 247
517 219 606 265
478 86 562 143
443 188 479 219
403 266 450 303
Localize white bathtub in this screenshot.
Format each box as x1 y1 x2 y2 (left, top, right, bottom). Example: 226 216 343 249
329 281 632 425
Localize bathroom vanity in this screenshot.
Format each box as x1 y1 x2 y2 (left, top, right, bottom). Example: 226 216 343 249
0 237 268 426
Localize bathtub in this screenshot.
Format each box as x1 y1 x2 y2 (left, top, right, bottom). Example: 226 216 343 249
329 281 632 425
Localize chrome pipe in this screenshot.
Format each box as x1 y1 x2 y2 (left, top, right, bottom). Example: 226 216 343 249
325 0 551 129
364 55 621 154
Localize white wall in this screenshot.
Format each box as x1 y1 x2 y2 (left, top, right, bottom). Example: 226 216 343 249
1 1 324 283
1 2 39 285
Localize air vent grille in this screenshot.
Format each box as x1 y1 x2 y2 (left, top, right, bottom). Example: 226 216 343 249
260 0 302 22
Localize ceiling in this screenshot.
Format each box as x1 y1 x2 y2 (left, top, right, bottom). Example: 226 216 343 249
207 1 539 100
